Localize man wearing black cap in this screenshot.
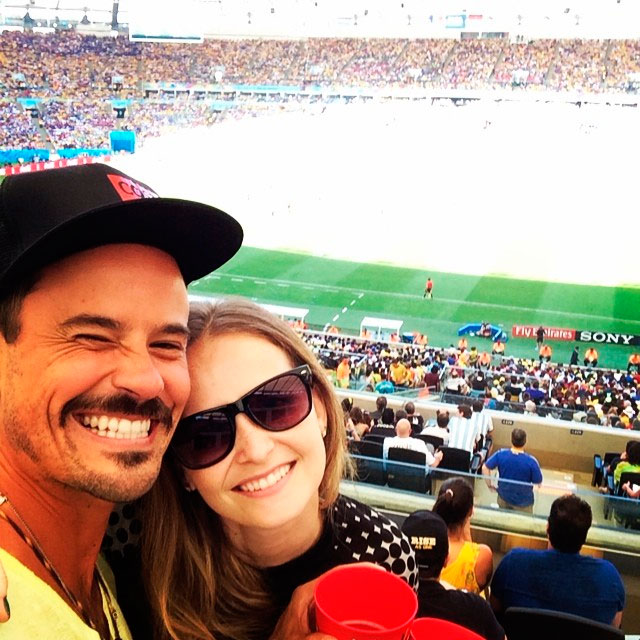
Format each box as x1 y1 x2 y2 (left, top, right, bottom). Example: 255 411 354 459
402 510 505 640
0 164 242 638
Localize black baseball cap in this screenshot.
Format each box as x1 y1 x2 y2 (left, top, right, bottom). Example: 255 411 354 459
0 163 243 292
401 510 449 578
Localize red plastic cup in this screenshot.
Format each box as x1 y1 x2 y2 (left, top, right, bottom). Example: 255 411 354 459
410 617 485 640
314 564 418 640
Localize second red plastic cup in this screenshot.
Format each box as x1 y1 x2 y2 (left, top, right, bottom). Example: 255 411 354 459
410 617 485 639
314 564 418 640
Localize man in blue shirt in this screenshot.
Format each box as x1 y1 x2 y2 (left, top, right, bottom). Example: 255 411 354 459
524 380 546 405
482 428 542 512
490 495 625 627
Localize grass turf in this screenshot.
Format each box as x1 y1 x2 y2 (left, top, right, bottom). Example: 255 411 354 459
189 247 640 371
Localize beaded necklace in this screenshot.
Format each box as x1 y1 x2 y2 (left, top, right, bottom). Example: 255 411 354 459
0 493 122 640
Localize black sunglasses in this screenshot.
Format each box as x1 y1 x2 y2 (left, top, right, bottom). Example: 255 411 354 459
171 365 313 470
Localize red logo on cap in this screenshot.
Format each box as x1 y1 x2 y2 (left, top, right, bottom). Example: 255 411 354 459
107 173 159 201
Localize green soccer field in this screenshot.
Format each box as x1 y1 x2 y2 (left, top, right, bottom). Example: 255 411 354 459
189 247 640 371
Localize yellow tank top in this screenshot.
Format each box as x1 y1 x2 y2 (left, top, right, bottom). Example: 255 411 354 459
440 541 480 594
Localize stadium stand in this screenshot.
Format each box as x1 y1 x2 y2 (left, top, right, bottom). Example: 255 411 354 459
0 100 42 149
1 23 639 635
42 100 113 149
301 329 640 429
492 40 556 89
547 39 609 93
5 32 640 155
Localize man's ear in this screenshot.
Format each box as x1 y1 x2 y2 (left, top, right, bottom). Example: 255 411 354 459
0 336 11 399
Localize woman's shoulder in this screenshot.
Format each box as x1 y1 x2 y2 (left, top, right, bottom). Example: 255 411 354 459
473 542 493 568
476 542 493 558
474 543 494 590
330 496 418 589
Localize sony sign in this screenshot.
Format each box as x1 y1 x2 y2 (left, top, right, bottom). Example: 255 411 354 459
576 331 640 346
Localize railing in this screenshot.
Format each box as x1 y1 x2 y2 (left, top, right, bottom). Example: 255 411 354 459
347 454 640 548
440 390 578 422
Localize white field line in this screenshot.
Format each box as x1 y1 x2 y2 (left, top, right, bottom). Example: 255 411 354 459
210 273 640 325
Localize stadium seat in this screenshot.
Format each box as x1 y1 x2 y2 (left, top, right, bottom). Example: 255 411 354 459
350 440 386 486
362 433 387 445
592 451 621 487
599 451 621 489
437 446 471 472
603 452 619 467
416 434 444 451
386 448 431 494
502 607 624 640
592 453 603 487
610 471 640 528
370 425 395 437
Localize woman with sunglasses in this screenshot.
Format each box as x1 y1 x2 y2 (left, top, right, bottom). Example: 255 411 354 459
138 298 417 640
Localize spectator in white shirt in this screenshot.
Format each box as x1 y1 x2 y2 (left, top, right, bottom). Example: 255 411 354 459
445 369 468 395
469 400 494 457
384 418 443 468
448 405 480 454
421 410 451 445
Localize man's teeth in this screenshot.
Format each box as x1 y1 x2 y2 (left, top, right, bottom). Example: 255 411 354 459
81 415 151 439
238 464 292 493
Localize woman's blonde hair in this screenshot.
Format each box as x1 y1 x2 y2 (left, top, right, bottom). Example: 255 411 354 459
141 297 350 640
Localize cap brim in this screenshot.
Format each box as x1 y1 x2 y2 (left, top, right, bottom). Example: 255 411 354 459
3 197 243 288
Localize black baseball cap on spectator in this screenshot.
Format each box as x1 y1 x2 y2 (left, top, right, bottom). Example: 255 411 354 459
401 510 449 579
0 163 243 293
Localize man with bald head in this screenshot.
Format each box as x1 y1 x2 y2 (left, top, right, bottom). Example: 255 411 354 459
383 418 443 468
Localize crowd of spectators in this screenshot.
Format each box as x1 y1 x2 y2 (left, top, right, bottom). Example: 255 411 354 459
547 39 608 93
395 39 455 86
4 32 640 152
3 31 640 101
456 356 640 428
0 97 226 151
0 101 42 148
339 39 408 87
300 329 640 429
401 491 625 635
3 32 640 153
605 39 640 91
286 39 359 86
302 330 446 394
0 31 141 99
346 398 628 630
438 39 504 90
42 100 113 148
492 39 556 88
125 100 218 140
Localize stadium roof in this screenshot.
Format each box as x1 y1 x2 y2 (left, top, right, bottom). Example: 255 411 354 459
3 0 640 39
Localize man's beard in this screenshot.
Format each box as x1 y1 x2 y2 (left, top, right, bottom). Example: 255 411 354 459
5 391 175 502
